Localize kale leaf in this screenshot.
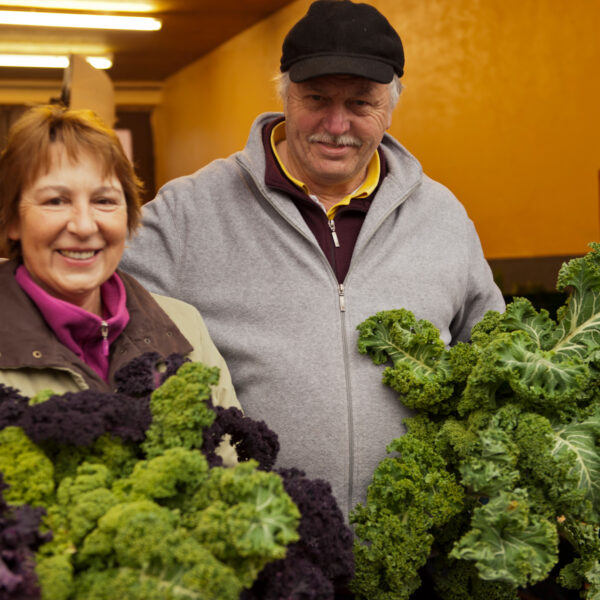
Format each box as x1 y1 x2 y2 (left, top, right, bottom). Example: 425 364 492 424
352 242 600 599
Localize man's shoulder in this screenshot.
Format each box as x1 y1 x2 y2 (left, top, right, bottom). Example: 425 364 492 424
378 136 471 219
160 154 241 192
157 112 282 198
415 172 471 219
419 172 457 199
380 136 454 195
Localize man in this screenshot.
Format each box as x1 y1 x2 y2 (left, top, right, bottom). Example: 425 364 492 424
120 0 505 518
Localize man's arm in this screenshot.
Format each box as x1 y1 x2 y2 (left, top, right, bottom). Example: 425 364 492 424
450 220 506 343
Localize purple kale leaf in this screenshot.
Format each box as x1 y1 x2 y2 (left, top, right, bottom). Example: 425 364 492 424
0 385 29 431
0 475 51 600
279 468 355 586
241 555 334 600
243 468 354 599
20 390 150 446
202 406 280 470
114 352 190 397
1 353 191 449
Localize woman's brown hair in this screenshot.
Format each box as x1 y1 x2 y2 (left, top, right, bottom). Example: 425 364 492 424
0 104 143 259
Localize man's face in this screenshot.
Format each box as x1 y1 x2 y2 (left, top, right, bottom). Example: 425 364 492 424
282 75 393 193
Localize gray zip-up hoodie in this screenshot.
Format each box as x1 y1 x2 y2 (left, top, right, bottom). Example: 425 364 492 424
120 112 505 517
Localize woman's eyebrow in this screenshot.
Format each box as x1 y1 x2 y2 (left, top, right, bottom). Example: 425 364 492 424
93 185 124 194
31 184 124 196
31 184 70 195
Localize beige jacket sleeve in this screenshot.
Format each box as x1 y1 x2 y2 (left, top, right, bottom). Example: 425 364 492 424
151 292 241 411
150 293 241 468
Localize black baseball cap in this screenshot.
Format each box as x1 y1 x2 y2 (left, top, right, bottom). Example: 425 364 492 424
280 0 404 84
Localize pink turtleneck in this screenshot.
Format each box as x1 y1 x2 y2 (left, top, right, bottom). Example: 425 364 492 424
15 265 130 382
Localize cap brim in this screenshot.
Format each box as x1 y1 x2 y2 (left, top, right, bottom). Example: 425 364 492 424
288 55 395 84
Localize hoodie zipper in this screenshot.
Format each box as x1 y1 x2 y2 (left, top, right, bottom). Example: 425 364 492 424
237 156 420 516
328 219 340 248
338 283 346 312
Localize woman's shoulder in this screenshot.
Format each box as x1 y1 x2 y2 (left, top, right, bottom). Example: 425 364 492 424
116 270 239 406
119 270 203 347
118 270 200 321
0 257 16 274
148 291 241 411
142 289 212 361
149 292 203 325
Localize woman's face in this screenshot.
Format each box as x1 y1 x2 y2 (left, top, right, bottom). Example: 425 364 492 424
8 144 128 315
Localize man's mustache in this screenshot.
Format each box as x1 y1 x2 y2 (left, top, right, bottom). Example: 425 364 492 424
308 133 362 147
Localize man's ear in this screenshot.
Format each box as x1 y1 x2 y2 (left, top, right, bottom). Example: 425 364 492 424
385 102 395 130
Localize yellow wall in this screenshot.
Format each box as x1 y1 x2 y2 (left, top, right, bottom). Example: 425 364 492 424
153 0 600 260
152 1 308 187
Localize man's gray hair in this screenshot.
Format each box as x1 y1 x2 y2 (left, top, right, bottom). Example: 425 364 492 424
274 71 403 110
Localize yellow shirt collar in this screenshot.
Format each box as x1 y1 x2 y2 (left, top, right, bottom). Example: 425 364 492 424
270 120 380 219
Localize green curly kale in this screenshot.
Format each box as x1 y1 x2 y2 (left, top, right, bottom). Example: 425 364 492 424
350 435 464 599
142 361 219 458
557 516 600 597
0 426 54 506
192 461 300 587
74 497 244 600
0 362 300 600
357 309 477 414
553 412 600 520
430 555 519 600
450 489 558 586
352 243 600 599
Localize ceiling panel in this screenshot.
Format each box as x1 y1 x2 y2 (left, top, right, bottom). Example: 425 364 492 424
0 0 294 81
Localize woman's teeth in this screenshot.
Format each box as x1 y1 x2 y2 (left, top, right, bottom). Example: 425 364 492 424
59 250 96 259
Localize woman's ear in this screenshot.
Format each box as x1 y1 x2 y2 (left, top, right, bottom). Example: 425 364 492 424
7 218 21 241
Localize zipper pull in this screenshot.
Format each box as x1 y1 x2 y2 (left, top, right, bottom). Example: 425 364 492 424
328 219 340 248
338 283 346 312
101 320 109 356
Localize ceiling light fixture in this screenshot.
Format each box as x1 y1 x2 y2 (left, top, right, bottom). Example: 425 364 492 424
0 54 68 68
0 54 113 69
0 10 161 31
0 1 156 12
85 56 113 69
0 42 110 55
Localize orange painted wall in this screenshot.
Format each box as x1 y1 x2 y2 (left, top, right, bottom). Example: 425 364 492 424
153 0 600 259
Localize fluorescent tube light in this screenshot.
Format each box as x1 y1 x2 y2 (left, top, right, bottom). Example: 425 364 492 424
0 10 161 31
0 54 68 68
0 54 112 69
0 42 110 55
0 1 155 12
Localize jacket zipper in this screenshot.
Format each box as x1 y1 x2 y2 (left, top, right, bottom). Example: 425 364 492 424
328 219 340 248
101 320 109 356
238 159 419 516
338 283 346 312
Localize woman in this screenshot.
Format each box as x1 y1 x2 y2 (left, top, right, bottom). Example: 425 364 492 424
0 104 239 410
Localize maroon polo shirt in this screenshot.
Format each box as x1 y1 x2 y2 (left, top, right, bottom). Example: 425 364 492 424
262 117 387 283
